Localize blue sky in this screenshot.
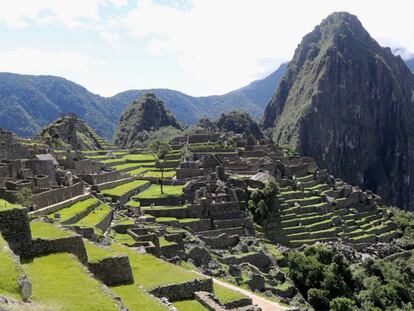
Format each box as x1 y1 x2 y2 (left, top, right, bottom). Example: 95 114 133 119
0 0 413 97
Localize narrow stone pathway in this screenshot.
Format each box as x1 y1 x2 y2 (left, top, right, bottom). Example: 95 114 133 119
193 271 289 311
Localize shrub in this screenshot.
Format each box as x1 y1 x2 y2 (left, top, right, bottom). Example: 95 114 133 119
329 297 357 311
307 288 330 310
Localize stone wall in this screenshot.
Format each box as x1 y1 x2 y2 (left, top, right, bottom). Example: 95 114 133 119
80 171 122 185
199 233 240 249
138 196 182 206
93 178 134 192
106 181 150 204
27 160 56 183
32 183 84 209
0 207 32 256
30 193 90 217
179 219 211 232
95 209 114 232
28 235 87 263
60 200 100 225
88 256 134 286
150 278 213 301
0 144 29 159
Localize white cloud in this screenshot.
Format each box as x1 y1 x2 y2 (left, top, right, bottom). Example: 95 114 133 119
0 49 94 76
121 0 414 95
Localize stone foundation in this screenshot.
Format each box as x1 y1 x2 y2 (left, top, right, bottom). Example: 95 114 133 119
88 256 134 286
150 278 213 301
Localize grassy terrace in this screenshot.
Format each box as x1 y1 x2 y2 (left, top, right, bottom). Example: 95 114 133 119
156 217 199 223
0 199 23 211
0 236 21 299
72 204 111 228
84 240 117 263
127 167 150 176
122 154 155 162
213 283 246 304
173 300 208 311
113 163 142 171
111 244 204 290
159 237 176 247
133 185 183 199
100 180 149 198
143 170 176 178
23 253 118 311
30 221 72 240
111 285 168 311
48 197 98 222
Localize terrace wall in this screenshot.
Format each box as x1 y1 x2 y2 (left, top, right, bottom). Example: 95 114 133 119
80 171 122 185
32 183 84 209
88 256 134 286
0 207 32 256
150 278 213 301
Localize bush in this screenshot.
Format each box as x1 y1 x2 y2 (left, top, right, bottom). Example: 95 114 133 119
15 187 33 207
247 180 279 224
307 288 330 310
329 297 357 311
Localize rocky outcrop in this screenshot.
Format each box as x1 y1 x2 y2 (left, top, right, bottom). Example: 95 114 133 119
263 12 414 210
113 93 182 148
39 114 106 150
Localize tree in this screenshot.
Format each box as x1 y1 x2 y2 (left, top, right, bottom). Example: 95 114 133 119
329 297 357 311
307 288 330 310
147 140 171 194
15 187 34 207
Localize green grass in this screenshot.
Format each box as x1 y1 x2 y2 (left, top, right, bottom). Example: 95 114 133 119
101 180 149 198
127 167 149 176
101 158 125 164
84 240 117 263
30 221 72 240
173 300 208 311
156 217 178 222
133 185 183 199
110 244 204 290
113 163 142 171
159 237 176 247
122 154 156 162
213 283 246 303
126 200 141 207
49 198 98 222
72 204 111 228
110 231 136 245
23 253 118 311
143 170 176 178
263 243 285 260
111 285 167 311
0 199 23 211
0 236 21 299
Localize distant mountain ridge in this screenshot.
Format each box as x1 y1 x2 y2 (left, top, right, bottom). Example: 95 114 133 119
0 63 287 140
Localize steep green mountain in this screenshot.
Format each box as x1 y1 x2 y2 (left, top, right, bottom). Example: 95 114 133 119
39 114 109 150
113 93 182 148
263 12 414 211
216 111 264 139
0 64 287 140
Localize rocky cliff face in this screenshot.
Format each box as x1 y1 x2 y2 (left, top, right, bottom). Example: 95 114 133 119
39 114 106 150
113 93 182 148
263 12 414 210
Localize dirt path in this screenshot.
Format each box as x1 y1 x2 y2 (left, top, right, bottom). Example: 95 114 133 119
212 278 289 311
193 271 289 311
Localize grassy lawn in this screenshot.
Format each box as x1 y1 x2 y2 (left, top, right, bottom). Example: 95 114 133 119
143 170 176 178
23 253 118 311
110 244 204 290
72 204 111 228
84 240 117 263
109 231 136 245
213 283 246 303
113 163 142 171
122 154 155 162
159 237 176 247
126 200 140 207
101 158 125 164
101 180 149 198
30 221 72 240
111 285 167 311
48 198 98 222
0 199 22 211
127 167 149 176
134 185 183 200
0 236 21 299
173 300 208 311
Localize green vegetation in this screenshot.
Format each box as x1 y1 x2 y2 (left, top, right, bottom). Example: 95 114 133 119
0 236 21 299
122 154 155 162
14 187 34 207
134 185 183 199
127 167 149 176
248 180 279 225
143 170 176 178
213 283 246 303
30 221 72 240
23 253 118 311
84 240 116 262
216 111 264 139
288 244 414 310
113 163 142 171
173 300 208 311
72 204 111 228
159 237 176 247
0 199 22 211
147 140 171 194
111 244 204 290
101 180 149 198
49 197 98 222
111 285 168 311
